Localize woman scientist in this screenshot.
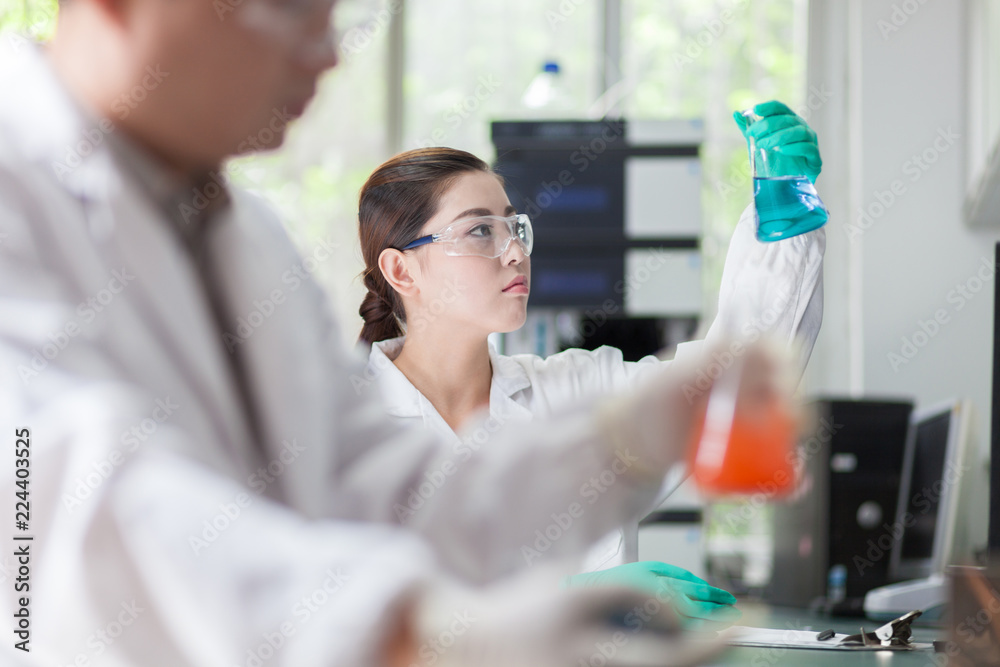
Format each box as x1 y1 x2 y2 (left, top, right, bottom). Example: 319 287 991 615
355 102 824 629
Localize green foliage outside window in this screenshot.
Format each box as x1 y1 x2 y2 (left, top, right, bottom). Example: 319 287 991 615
0 0 58 39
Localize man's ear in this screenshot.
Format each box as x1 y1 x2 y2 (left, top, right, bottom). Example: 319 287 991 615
58 0 130 29
378 248 419 299
84 0 130 25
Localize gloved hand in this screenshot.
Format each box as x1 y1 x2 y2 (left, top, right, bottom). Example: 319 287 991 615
564 561 742 631
733 100 822 183
407 566 726 667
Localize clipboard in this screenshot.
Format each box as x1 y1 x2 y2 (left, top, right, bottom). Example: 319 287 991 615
726 610 933 651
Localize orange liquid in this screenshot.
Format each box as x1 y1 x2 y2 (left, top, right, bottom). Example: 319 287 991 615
689 399 797 497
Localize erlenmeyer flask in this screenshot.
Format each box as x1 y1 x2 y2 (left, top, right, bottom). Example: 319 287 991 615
743 109 829 243
687 336 800 497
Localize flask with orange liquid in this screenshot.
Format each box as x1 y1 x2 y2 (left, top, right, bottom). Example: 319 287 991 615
688 342 799 498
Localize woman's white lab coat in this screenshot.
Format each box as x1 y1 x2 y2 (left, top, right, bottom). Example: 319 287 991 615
365 205 825 572
0 46 674 666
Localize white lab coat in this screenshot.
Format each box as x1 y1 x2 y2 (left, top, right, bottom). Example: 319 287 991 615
0 46 673 666
365 204 825 572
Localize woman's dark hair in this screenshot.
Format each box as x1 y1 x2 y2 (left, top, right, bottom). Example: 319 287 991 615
357 147 495 345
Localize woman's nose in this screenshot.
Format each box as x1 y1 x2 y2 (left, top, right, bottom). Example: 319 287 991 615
502 237 527 265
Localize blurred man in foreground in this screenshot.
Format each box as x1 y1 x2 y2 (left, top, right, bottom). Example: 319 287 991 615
0 0 757 664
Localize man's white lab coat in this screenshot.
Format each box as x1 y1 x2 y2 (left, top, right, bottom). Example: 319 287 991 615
0 46 674 666
365 206 825 573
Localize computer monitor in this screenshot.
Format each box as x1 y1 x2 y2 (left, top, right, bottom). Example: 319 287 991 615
991 241 1000 554
889 400 970 581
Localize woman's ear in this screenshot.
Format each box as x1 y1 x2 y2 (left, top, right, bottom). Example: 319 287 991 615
378 248 419 299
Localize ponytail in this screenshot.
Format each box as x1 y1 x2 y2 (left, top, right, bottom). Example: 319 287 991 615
358 267 403 345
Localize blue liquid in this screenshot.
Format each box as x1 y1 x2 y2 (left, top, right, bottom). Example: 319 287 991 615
753 176 829 242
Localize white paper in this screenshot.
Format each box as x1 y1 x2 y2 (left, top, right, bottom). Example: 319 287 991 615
726 627 849 650
725 626 933 651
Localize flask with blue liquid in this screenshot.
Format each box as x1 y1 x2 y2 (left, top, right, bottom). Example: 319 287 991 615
742 109 829 242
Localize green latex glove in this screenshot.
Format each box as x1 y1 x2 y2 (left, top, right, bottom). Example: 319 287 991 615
733 100 823 184
564 561 741 631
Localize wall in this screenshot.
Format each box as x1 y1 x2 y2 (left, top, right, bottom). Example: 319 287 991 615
805 0 996 468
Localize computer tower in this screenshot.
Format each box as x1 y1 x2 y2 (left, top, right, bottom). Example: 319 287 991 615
767 399 914 612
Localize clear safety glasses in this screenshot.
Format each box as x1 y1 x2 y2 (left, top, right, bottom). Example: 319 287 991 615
236 0 384 67
402 214 534 259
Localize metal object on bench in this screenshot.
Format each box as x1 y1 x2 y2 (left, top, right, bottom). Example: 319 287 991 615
840 610 923 649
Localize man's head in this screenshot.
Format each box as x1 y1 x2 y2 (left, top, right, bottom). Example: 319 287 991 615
50 0 339 173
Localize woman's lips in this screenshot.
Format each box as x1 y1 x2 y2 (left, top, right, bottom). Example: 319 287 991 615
503 277 528 294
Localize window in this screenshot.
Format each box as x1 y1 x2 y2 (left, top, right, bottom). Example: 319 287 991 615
0 0 57 40
622 0 808 300
2 0 808 350
402 0 600 158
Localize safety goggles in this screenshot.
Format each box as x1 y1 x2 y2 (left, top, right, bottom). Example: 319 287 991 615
236 0 383 67
401 214 534 259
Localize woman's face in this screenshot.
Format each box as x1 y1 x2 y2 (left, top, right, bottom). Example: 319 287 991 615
403 171 530 338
